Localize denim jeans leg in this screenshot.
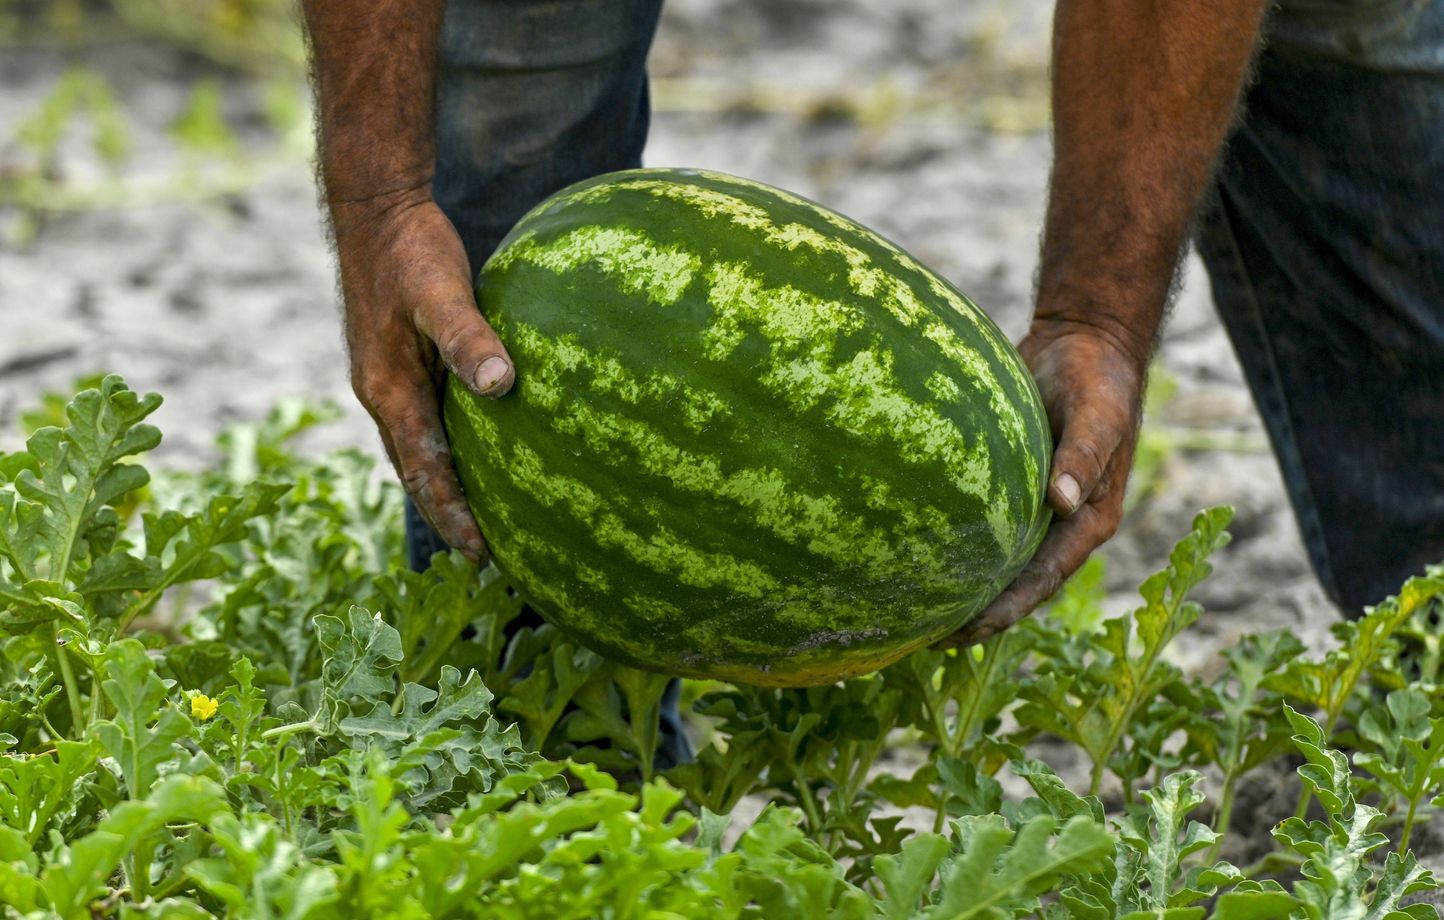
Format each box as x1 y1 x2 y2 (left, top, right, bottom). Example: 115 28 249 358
402 0 691 767
434 0 665 270
1194 0 1444 612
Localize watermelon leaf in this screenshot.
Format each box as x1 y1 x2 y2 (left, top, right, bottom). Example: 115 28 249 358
928 813 1114 918
1015 506 1233 799
92 639 193 800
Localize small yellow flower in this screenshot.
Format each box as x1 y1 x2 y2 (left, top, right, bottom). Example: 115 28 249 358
191 694 219 721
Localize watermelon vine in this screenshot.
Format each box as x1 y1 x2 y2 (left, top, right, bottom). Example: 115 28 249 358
2 376 1443 918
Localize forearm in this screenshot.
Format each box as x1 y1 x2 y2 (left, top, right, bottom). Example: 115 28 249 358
1037 0 1268 368
301 0 446 227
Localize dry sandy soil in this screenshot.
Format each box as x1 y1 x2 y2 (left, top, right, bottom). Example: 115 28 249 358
0 0 1357 867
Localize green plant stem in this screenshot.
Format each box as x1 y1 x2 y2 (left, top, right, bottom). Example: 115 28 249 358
131 839 153 905
1088 759 1106 799
116 555 211 632
38 705 64 743
1209 771 1240 862
1294 710 1344 820
406 636 454 688
949 641 1003 758
52 626 85 733
796 777 824 835
1292 781 1311 821
634 711 658 785
1087 627 1176 799
1400 798 1420 855
89 675 104 725
261 720 320 740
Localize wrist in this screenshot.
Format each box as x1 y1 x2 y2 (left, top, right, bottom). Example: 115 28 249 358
1024 310 1155 380
326 177 434 247
330 198 441 297
1033 287 1155 372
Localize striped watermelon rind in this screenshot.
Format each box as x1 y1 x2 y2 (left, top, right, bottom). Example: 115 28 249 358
444 168 1050 687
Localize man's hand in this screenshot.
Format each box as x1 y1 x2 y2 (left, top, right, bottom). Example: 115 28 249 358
934 0 1267 648
333 195 514 561
302 0 511 559
936 321 1143 649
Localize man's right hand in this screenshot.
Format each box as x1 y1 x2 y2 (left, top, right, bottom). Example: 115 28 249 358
936 319 1145 648
333 193 515 562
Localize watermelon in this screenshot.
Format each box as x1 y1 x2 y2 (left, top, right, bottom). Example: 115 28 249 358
443 168 1051 687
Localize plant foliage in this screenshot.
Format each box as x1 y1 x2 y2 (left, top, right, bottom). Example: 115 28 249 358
3 376 1444 918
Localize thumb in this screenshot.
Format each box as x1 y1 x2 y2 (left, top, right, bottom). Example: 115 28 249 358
1047 400 1124 516
418 296 516 398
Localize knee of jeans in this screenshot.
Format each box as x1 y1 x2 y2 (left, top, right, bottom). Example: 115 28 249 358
1266 0 1444 67
441 0 663 72
434 1 661 265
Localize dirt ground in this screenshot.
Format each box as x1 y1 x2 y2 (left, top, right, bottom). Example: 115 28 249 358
0 0 1342 860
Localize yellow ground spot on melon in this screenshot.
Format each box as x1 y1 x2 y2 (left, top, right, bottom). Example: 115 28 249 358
505 226 700 305
702 632 935 688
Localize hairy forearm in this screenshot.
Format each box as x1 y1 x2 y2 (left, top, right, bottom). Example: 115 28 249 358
301 0 445 224
1037 0 1268 367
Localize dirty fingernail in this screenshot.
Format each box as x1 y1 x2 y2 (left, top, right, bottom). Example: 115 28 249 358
1054 473 1081 512
474 356 511 395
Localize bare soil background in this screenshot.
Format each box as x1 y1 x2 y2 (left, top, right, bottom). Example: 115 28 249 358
0 0 1344 864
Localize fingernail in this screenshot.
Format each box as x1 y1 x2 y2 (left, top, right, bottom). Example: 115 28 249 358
474 356 511 395
1054 473 1081 512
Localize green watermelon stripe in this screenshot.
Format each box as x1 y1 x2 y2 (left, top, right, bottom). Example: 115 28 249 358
450 364 973 654
490 225 700 306
448 168 1052 686
491 323 734 434
649 171 1048 466
505 225 1013 548
549 175 1037 489
452 391 782 600
503 316 976 582
506 320 934 570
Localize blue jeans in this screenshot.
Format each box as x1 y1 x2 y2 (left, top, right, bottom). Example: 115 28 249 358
1196 0 1444 611
410 0 690 770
